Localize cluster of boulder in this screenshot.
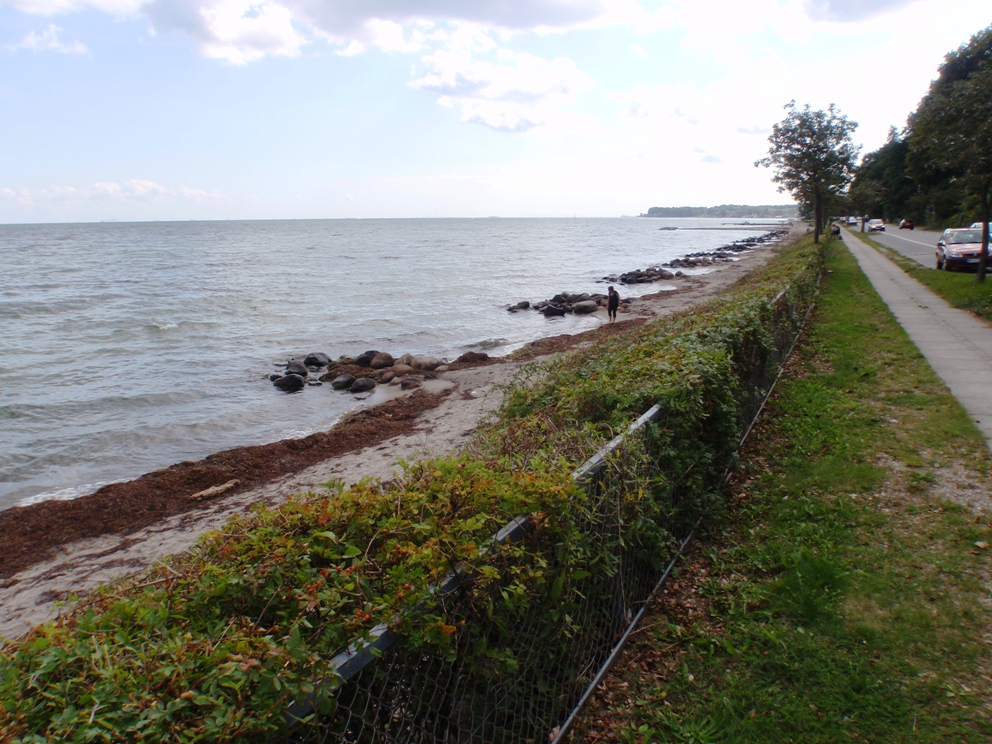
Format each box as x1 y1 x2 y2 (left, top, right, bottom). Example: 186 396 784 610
604 229 790 286
508 291 631 318
504 229 788 319
270 349 489 394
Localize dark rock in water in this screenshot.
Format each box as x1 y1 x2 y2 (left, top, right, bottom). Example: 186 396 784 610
571 292 591 303
551 293 566 304
370 352 395 369
355 350 380 368
285 360 308 376
400 376 422 390
455 351 489 364
269 373 282 381
274 374 305 392
331 374 355 390
515 300 530 309
572 299 599 314
350 377 376 393
304 352 331 367
542 304 568 317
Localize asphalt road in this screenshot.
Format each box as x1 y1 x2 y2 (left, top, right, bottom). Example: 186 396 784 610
850 224 942 268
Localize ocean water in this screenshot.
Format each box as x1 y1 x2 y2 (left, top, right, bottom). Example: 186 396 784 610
0 217 778 512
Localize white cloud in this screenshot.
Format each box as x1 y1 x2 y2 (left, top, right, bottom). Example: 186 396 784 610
6 23 87 53
144 0 306 64
411 46 593 132
737 125 771 135
285 0 608 37
804 0 923 22
630 43 647 58
2 0 143 15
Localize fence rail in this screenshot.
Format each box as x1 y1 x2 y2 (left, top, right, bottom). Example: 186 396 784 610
278 281 819 743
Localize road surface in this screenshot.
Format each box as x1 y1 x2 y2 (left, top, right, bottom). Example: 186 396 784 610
852 224 942 268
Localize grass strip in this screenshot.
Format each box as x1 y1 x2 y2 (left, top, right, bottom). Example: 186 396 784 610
574 237 992 743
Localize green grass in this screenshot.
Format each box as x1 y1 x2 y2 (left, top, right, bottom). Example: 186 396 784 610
857 232 992 323
579 238 992 743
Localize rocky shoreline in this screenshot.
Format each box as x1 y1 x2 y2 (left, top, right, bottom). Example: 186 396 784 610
268 228 791 392
269 349 493 394
0 229 798 640
510 228 788 318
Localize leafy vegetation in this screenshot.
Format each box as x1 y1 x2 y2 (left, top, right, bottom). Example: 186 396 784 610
909 24 992 280
852 22 992 245
640 205 797 219
575 238 992 743
0 238 823 742
756 101 859 243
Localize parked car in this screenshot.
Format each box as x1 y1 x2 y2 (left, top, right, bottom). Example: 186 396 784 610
936 228 987 271
899 219 915 230
971 222 986 229
867 219 886 232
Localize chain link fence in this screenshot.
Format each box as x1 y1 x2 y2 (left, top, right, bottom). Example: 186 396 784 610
276 284 817 744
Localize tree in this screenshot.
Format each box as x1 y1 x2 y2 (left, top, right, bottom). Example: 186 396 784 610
855 128 928 224
909 25 992 281
756 101 859 243
849 179 885 232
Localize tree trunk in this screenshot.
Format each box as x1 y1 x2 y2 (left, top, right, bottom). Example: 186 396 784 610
977 184 990 284
812 189 821 244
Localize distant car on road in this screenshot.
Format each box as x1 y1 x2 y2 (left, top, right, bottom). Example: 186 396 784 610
899 219 915 230
867 219 886 232
936 228 987 271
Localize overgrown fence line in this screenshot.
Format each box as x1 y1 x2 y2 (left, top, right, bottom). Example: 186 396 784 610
281 275 822 741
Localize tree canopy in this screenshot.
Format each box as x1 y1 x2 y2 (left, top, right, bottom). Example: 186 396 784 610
756 101 859 243
908 24 992 280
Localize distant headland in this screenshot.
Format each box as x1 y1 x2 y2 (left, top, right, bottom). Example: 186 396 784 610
639 204 798 218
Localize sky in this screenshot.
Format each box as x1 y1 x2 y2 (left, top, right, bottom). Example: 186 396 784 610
0 0 989 222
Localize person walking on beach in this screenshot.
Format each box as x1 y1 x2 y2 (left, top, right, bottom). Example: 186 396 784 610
607 285 620 323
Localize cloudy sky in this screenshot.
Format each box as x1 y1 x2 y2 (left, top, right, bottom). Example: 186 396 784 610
1 0 989 222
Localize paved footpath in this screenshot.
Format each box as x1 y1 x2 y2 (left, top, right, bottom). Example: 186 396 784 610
842 228 992 450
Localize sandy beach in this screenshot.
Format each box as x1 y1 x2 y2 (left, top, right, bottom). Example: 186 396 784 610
0 242 788 640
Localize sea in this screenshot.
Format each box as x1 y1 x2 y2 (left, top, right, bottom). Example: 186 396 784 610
0 217 781 513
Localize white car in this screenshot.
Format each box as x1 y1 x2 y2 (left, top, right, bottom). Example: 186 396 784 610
867 219 885 232
971 222 986 229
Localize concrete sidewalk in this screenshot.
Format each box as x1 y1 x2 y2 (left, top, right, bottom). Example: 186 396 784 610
841 228 992 449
